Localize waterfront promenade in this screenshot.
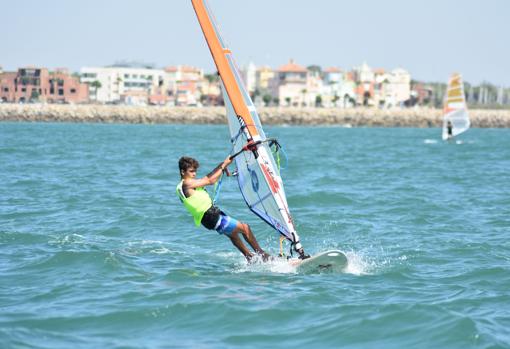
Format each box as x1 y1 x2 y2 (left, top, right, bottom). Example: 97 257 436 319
1 104 509 127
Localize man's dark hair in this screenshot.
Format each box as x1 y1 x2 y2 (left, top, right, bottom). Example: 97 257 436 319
179 156 199 173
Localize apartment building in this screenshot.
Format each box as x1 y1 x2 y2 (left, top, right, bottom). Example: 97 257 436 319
352 63 411 107
164 65 204 106
273 59 309 107
256 66 275 91
0 67 88 104
322 67 356 108
80 66 166 104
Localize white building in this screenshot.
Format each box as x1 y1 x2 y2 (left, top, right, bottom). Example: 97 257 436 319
373 68 411 108
322 67 356 108
389 68 411 106
241 62 257 95
80 66 166 104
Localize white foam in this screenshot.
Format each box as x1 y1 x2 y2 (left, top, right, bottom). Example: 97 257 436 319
343 250 374 275
48 233 86 245
232 255 298 274
150 247 172 254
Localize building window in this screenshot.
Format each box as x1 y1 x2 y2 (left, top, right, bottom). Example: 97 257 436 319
58 89 64 96
3 87 8 92
124 74 129 79
70 88 76 94
50 87 55 94
21 87 26 92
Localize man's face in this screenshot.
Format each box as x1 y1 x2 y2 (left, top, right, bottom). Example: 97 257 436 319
182 167 197 179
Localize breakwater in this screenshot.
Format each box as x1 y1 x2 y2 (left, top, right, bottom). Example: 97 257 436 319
1 103 509 127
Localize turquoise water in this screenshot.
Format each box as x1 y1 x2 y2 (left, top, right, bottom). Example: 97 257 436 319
1 122 509 349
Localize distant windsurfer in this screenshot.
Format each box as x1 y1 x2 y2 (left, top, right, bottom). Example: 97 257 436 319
446 120 453 140
177 156 271 262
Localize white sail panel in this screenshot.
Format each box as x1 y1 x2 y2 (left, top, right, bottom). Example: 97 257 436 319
222 82 295 241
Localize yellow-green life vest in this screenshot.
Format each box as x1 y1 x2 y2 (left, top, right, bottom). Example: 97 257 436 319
176 180 212 226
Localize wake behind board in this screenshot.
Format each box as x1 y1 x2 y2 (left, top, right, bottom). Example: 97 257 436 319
291 250 348 274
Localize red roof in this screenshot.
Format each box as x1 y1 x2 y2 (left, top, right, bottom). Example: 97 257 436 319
164 65 200 73
277 59 307 73
325 67 343 73
181 65 200 73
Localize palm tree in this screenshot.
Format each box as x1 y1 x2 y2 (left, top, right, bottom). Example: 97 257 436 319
301 89 307 107
332 94 340 107
146 76 153 104
315 95 323 107
90 80 102 102
115 77 123 100
262 94 272 107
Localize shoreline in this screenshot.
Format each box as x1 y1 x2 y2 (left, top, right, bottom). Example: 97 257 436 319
1 104 510 127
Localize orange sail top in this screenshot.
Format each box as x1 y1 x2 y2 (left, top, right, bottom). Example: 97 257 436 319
191 0 259 138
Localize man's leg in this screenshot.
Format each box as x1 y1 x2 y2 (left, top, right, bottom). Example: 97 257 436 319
217 213 270 262
235 222 270 261
228 230 254 261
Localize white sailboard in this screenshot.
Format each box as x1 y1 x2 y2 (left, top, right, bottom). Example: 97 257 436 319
442 73 470 140
191 0 307 258
290 250 348 274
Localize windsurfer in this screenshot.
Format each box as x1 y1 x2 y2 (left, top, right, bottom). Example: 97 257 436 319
177 156 271 262
447 120 453 139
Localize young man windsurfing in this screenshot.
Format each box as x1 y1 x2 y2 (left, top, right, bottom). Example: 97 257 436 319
446 120 453 140
177 156 271 262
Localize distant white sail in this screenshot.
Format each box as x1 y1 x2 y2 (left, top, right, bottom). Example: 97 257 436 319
442 73 470 140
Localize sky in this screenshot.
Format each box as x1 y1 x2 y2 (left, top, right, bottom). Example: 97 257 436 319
3 0 510 86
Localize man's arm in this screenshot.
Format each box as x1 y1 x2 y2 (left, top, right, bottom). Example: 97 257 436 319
184 156 232 189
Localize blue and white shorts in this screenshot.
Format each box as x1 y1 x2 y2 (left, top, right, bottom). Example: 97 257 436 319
214 213 238 237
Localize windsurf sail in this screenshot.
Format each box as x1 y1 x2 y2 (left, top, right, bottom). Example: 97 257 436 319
442 73 470 140
191 0 305 255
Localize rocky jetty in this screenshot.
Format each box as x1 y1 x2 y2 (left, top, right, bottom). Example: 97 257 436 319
1 104 509 127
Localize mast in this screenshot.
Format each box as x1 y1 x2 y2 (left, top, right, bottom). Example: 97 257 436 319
191 0 259 139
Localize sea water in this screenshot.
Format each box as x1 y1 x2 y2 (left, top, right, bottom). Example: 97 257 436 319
1 123 509 348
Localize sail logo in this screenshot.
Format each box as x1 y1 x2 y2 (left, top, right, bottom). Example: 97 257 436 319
249 169 259 192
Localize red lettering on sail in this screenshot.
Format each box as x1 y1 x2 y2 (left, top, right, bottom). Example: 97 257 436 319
260 163 280 194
